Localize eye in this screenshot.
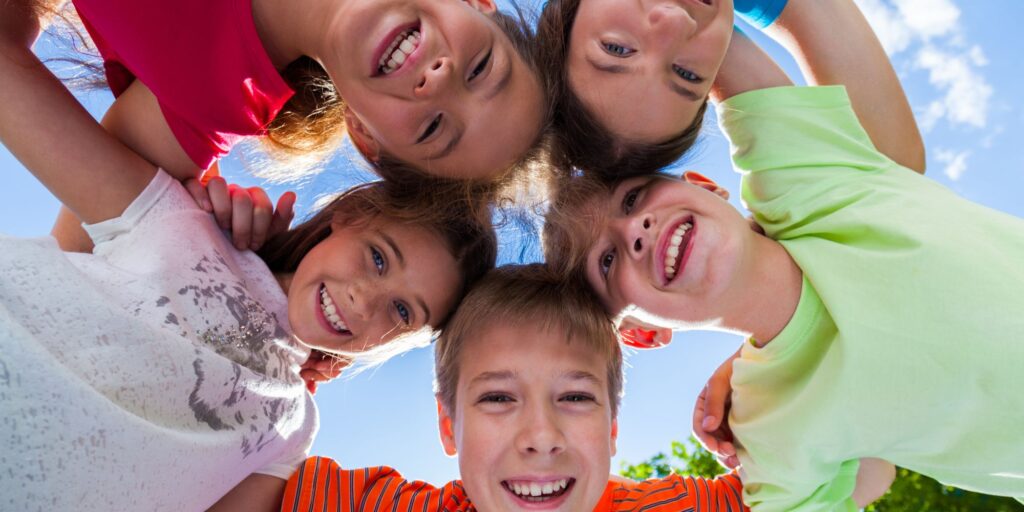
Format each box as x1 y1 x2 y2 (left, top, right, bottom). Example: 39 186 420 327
599 249 616 277
394 301 411 325
417 114 442 143
622 187 641 213
602 42 635 57
468 49 492 81
561 393 596 403
479 393 514 404
672 64 701 83
371 247 385 275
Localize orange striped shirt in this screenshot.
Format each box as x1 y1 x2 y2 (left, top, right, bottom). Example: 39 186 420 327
282 457 746 512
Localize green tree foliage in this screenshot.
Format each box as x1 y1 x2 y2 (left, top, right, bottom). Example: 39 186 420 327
619 438 1023 511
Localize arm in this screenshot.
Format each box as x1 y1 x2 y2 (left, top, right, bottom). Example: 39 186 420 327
710 29 793 104
762 0 925 173
206 474 285 512
0 10 155 224
852 458 895 508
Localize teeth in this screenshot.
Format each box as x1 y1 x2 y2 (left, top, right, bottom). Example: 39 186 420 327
664 222 693 279
319 285 349 333
378 30 421 75
507 479 569 498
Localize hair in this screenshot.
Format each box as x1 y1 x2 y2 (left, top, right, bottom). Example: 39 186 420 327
542 173 616 281
258 175 498 367
434 264 623 418
535 0 707 180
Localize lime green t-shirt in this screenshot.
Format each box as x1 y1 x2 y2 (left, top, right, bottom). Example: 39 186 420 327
718 86 1024 511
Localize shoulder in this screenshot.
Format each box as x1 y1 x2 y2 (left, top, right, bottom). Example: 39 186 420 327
609 473 745 511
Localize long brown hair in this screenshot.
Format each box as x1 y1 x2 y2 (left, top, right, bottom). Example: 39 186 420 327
535 0 707 180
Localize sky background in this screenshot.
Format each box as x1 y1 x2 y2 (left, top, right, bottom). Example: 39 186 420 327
2 0 1022 486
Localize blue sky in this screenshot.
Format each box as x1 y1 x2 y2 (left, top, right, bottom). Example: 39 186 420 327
2 0 1022 486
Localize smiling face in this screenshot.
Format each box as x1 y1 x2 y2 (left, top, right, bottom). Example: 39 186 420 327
438 323 617 512
322 0 545 179
567 0 732 144
583 175 754 324
286 218 461 353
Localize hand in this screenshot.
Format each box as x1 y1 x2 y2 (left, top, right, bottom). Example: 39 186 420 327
184 173 296 251
693 347 742 469
300 350 350 394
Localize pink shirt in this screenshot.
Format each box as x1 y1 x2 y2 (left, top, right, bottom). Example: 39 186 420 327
71 0 294 169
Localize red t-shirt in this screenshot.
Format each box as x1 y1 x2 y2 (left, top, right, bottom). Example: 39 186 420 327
71 0 294 169
281 457 748 511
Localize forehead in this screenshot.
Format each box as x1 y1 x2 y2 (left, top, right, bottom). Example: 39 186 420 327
458 322 608 385
377 220 462 317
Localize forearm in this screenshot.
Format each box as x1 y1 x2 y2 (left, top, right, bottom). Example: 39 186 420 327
710 29 793 103
765 0 925 173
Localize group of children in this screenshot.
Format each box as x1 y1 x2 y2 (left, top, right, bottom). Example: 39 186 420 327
1 0 1021 510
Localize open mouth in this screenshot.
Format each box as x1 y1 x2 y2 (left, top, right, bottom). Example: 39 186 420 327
376 25 421 75
318 283 351 335
661 217 695 283
502 478 575 504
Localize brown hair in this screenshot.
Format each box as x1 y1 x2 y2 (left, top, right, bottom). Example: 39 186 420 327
434 264 623 418
542 173 616 281
535 0 707 180
258 175 498 367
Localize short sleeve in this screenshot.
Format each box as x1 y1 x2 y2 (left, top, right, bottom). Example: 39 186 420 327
740 457 860 512
83 169 176 246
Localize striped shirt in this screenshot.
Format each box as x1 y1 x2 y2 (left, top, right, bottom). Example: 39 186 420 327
282 457 746 512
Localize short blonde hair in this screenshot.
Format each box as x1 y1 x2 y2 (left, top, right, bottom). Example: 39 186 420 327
434 264 623 417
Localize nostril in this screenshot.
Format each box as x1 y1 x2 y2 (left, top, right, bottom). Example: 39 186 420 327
431 60 442 71
634 239 642 252
643 218 651 229
418 78 426 88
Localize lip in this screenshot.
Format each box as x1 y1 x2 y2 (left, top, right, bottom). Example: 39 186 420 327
314 283 353 337
501 478 576 510
370 21 423 77
655 216 696 285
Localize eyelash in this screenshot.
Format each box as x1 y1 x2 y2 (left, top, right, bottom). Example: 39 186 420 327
371 247 412 325
469 50 492 81
418 114 442 144
479 393 513 404
672 64 700 82
602 42 634 57
561 393 596 403
598 186 643 278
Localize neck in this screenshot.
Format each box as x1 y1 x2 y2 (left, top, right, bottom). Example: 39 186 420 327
251 0 337 68
720 232 803 346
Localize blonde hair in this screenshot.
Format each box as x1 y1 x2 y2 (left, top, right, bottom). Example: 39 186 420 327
434 264 623 417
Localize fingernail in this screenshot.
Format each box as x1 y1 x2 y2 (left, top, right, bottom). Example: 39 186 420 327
703 416 716 430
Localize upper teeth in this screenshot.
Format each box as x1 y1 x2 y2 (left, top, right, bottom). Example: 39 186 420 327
379 29 420 75
665 222 693 279
507 479 569 497
320 285 349 333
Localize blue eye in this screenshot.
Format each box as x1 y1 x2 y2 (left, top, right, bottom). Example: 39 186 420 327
395 301 411 324
672 64 701 82
599 250 615 277
602 42 634 57
371 247 385 274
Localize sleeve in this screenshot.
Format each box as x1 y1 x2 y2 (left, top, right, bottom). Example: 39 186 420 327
739 456 860 512
281 458 453 512
624 472 746 511
734 0 788 28
82 169 176 246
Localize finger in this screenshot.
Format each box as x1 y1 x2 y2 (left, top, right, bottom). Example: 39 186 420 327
269 191 297 238
702 377 733 433
206 177 232 230
231 187 253 251
247 187 273 251
692 387 720 453
184 178 213 212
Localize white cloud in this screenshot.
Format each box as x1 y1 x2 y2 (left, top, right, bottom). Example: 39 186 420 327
852 0 993 132
935 148 971 181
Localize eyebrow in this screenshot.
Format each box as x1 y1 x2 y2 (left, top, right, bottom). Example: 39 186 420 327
667 81 701 101
381 230 432 324
469 370 516 386
429 128 463 161
586 54 629 74
564 370 602 385
586 55 701 101
484 52 514 101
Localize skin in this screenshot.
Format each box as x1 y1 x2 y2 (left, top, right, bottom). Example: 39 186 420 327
567 0 733 144
277 218 461 354
255 0 546 179
438 324 618 512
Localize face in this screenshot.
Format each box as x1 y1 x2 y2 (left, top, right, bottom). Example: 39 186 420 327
583 175 752 324
439 323 617 511
323 0 545 179
286 218 460 353
567 0 733 144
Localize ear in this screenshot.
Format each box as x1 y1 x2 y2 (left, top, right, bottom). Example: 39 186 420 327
436 397 458 457
610 419 619 457
463 0 498 14
344 108 380 163
618 316 673 349
683 171 729 201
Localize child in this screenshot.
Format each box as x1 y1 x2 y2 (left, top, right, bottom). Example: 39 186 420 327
271 265 893 511
0 31 496 509
543 4 1024 511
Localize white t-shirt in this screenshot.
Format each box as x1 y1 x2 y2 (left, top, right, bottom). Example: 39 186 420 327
0 171 318 511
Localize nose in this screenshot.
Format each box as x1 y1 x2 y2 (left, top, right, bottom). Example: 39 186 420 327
646 3 697 49
611 212 656 260
515 402 566 457
415 56 455 98
346 278 381 321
